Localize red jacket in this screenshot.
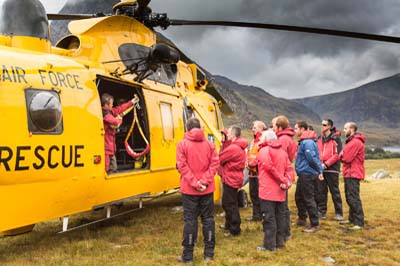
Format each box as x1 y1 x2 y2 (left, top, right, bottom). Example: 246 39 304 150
340 133 366 180
218 137 249 189
176 128 220 195
257 140 294 202
103 101 133 155
276 127 298 162
317 130 342 172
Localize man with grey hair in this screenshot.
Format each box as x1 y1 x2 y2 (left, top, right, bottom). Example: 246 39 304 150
256 130 294 251
339 122 366 231
246 121 267 221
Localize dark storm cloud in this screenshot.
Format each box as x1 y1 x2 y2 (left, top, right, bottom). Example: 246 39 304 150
47 0 400 98
149 0 400 98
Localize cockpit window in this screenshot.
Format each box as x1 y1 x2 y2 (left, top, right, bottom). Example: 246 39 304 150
118 43 178 86
0 0 49 40
25 89 63 134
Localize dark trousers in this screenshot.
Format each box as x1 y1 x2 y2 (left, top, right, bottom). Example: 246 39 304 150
249 177 261 219
316 171 343 216
295 175 319 226
181 193 215 260
344 178 364 226
283 191 291 238
260 199 285 250
222 183 241 235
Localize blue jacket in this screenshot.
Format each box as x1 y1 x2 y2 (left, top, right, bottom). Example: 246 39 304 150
295 130 323 177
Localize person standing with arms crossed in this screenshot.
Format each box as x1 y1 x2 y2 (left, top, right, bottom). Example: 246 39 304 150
176 118 220 264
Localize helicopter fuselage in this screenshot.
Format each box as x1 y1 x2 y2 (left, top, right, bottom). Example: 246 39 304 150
0 15 223 234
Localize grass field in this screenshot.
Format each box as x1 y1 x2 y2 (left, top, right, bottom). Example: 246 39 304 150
1 159 399 266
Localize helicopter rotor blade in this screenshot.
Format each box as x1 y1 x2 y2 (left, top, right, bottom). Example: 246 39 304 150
47 13 98 20
169 20 400 44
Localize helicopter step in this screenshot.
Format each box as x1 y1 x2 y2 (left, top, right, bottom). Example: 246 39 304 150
58 193 150 234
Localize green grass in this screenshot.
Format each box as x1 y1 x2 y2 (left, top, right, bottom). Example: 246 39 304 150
1 159 400 265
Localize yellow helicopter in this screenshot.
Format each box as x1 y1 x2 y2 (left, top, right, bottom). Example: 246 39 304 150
1 0 400 236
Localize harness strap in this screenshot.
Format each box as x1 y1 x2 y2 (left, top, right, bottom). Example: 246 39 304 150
124 101 150 158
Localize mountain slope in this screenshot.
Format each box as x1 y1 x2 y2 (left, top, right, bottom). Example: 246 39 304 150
213 75 320 129
294 74 400 145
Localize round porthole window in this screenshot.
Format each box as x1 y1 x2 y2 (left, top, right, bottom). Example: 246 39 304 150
29 91 62 132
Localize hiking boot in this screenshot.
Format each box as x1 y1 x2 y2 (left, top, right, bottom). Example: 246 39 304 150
302 226 319 233
176 256 193 265
348 225 362 231
224 231 240 237
204 256 214 262
295 218 307 226
334 214 344 221
256 246 276 252
318 212 327 219
224 232 232 237
245 216 261 222
339 220 352 225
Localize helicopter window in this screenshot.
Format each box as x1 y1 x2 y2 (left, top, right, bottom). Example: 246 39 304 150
0 0 49 40
25 90 63 134
160 102 174 141
118 43 178 86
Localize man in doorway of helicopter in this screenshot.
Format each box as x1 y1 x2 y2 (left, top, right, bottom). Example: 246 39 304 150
256 130 294 252
271 115 297 241
246 120 267 222
294 121 324 233
339 122 366 231
176 118 220 263
101 93 139 173
316 119 344 221
218 126 248 237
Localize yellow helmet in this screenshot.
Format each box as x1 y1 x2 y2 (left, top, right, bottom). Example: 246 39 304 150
112 0 138 13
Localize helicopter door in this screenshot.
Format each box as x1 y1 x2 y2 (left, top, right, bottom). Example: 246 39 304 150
96 76 150 174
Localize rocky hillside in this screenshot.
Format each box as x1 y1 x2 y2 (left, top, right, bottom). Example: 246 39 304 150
213 76 320 129
294 74 400 145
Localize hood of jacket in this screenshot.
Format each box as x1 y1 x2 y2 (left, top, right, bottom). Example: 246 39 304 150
259 139 282 150
346 132 366 144
300 130 317 141
232 137 249 149
185 128 205 142
277 127 295 138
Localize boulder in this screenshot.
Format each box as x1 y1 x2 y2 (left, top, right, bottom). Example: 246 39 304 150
369 169 391 179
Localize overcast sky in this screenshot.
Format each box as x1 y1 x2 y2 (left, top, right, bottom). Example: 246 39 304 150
40 0 400 99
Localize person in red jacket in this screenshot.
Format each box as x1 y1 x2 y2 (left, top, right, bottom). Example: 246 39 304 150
316 119 343 221
246 120 267 221
272 115 297 240
219 126 248 237
256 130 294 252
176 118 220 263
340 122 366 231
101 93 139 173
